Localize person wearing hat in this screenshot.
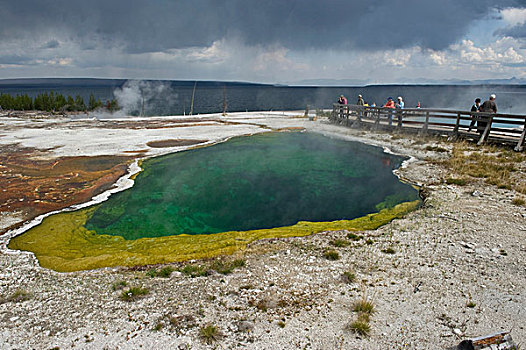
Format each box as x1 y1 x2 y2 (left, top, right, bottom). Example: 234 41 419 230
356 94 364 106
396 96 404 109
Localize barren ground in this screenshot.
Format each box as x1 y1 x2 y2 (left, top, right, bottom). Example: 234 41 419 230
0 112 525 349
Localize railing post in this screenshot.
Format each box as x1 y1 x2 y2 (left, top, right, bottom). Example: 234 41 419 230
420 111 429 135
397 109 403 129
477 115 493 146
374 108 380 129
515 120 526 152
453 112 461 138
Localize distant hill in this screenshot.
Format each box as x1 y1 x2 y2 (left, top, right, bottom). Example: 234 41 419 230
0 78 273 88
287 77 526 86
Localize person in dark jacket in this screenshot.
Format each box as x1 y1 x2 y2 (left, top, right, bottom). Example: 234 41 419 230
477 94 497 134
480 94 497 113
468 98 481 132
357 94 364 106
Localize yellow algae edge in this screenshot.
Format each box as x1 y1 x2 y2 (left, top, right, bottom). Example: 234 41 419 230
8 199 420 272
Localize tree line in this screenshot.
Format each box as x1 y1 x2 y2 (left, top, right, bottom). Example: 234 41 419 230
0 92 119 112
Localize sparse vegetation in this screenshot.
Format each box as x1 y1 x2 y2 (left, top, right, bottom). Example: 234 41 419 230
425 145 448 153
352 299 375 315
277 321 286 328
446 178 467 186
443 145 526 193
348 318 371 336
180 264 208 278
330 239 351 247
323 249 340 260
180 258 246 278
381 247 396 254
348 296 375 337
119 287 149 302
512 198 525 206
466 301 476 308
199 324 222 344
342 271 356 283
1 289 32 304
111 280 127 291
347 232 363 241
210 259 246 275
147 266 175 278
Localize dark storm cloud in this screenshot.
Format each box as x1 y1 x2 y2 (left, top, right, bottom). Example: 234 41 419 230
496 23 526 39
0 0 520 53
41 39 60 49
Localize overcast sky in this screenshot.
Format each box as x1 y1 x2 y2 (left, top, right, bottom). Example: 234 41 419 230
1 0 526 84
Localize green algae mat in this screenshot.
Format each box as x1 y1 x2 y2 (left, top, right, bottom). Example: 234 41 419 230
9 132 420 272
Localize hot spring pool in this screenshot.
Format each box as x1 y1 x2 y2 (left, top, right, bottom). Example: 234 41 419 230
9 132 420 271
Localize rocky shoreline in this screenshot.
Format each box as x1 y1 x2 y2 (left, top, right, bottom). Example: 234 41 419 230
0 112 525 349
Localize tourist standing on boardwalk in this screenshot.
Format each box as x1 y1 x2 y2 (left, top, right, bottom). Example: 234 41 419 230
468 98 481 132
357 94 364 106
477 94 497 134
395 97 404 126
384 97 395 125
383 97 395 108
396 96 404 109
338 95 347 105
480 94 497 113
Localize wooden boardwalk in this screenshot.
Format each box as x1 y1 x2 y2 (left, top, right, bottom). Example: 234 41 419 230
330 104 526 151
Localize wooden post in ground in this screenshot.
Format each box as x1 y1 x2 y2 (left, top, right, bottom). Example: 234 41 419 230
515 120 526 152
453 112 461 137
397 109 403 129
374 108 380 130
477 116 493 146
420 111 429 135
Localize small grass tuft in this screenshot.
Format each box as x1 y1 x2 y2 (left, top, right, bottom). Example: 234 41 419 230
330 239 351 247
347 233 363 241
348 319 371 336
111 280 127 291
352 299 375 315
466 301 476 308
342 271 356 284
147 266 175 278
381 247 396 254
323 249 340 261
365 239 374 245
446 178 467 186
277 321 286 328
119 287 149 302
425 145 448 153
199 324 222 344
2 289 32 304
180 264 208 278
211 259 246 275
512 198 525 206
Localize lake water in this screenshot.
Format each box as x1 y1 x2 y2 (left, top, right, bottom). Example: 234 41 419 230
84 132 419 240
1 79 526 116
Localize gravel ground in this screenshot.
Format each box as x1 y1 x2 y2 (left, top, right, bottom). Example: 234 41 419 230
0 113 525 349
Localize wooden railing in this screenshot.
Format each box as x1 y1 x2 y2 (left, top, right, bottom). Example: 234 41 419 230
330 104 526 151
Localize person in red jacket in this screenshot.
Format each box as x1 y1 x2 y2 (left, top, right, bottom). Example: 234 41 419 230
383 97 395 108
383 97 395 125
